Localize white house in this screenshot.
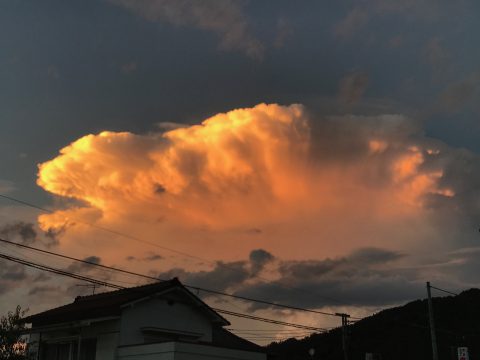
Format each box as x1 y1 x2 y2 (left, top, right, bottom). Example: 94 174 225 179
24 278 267 360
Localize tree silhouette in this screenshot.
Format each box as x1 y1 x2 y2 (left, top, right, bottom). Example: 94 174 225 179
0 306 27 360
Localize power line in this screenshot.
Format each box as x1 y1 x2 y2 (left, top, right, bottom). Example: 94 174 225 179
0 194 206 263
0 237 340 318
0 253 124 290
211 308 325 331
429 284 459 297
0 193 354 310
0 250 326 332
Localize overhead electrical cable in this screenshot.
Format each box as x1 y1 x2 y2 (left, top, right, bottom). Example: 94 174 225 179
0 194 361 320
0 193 354 309
0 251 326 332
0 237 342 318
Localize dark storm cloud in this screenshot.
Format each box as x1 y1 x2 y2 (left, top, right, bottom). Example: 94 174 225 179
32 273 51 282
158 260 250 292
157 249 275 291
1 263 27 281
349 247 405 264
28 285 60 296
0 222 36 244
250 249 274 265
0 260 27 295
143 253 163 261
65 256 102 273
154 247 419 308
238 247 419 309
277 248 404 283
0 221 61 247
237 272 423 309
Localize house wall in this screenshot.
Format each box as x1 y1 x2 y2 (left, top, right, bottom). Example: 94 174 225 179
119 296 213 346
89 320 120 360
29 318 120 360
96 331 119 360
117 342 267 360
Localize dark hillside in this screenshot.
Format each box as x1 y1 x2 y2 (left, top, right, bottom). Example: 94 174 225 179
267 289 480 360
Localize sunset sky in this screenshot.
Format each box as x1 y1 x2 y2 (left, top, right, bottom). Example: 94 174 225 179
2 0 480 343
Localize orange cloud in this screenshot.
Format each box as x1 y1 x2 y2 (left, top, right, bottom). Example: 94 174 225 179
36 104 456 265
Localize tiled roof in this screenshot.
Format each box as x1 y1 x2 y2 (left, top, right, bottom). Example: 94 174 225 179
24 278 227 326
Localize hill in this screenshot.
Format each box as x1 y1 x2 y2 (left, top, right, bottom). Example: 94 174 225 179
267 289 480 360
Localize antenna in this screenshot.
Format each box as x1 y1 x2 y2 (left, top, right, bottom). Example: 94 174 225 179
75 284 101 295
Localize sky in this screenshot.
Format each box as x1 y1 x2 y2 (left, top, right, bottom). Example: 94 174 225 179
1 0 480 343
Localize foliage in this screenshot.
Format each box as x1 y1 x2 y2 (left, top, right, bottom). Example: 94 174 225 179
0 306 27 360
267 289 480 360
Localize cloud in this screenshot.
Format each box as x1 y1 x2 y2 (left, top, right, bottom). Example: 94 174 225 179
241 247 418 309
0 222 37 244
120 62 137 74
273 18 293 48
109 0 264 59
151 247 422 309
28 285 61 296
250 249 274 274
338 71 369 105
0 180 15 193
144 252 163 261
0 261 27 295
66 256 102 273
0 221 60 247
333 8 369 39
34 102 480 273
437 72 480 112
37 104 311 234
423 37 451 78
159 260 250 292
157 248 273 291
333 1 462 40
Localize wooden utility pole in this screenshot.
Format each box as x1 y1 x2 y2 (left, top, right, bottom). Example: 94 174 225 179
336 313 350 360
427 282 439 360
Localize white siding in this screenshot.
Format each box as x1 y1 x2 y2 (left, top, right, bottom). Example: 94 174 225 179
95 332 119 360
119 296 213 346
118 342 266 360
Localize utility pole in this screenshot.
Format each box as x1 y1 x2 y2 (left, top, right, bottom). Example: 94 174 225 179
336 312 350 360
426 282 439 360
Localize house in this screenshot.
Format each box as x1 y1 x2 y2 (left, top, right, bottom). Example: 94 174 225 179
23 278 267 360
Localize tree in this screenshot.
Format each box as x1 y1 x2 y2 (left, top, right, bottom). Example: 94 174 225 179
0 306 27 360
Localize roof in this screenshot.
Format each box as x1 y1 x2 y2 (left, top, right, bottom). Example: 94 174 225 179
24 278 229 327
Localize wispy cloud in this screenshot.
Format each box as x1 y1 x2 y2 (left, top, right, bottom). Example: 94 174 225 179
108 0 264 59
338 71 369 105
0 180 15 194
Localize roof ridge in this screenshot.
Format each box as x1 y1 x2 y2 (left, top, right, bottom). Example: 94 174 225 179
74 278 180 302
23 278 181 323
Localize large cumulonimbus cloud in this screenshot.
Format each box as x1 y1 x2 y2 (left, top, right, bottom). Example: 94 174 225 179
35 103 480 275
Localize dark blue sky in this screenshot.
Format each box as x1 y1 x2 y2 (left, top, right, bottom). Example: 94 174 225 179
1 0 479 199
3 0 480 326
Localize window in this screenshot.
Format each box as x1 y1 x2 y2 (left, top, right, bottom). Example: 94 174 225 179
41 339 96 360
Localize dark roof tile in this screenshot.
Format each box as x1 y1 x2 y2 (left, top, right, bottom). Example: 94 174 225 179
24 278 184 326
